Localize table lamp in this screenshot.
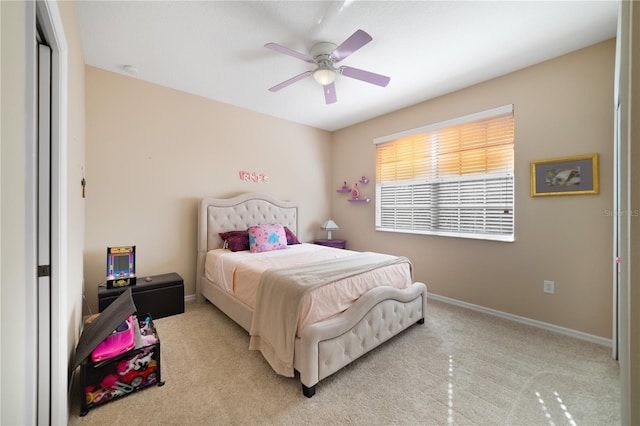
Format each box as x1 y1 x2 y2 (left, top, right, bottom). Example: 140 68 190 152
321 219 339 240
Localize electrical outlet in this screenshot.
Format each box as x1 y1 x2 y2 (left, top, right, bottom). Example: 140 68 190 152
543 280 555 294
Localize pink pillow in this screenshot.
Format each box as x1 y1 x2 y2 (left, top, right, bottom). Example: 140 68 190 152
248 224 288 253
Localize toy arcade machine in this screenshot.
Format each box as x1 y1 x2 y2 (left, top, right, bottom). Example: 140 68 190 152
106 246 136 289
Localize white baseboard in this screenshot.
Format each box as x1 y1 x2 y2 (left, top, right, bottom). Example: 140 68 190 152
427 292 612 348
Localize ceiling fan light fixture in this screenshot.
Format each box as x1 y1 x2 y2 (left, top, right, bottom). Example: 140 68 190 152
313 68 337 86
266 30 389 103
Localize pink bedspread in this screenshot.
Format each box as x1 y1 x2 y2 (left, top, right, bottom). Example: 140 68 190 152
204 243 412 331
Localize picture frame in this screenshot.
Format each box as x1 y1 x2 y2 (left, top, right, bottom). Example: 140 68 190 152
530 153 599 197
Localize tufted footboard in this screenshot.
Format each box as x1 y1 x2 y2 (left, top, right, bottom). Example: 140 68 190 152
294 282 427 397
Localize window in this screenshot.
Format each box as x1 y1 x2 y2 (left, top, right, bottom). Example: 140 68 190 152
374 105 515 242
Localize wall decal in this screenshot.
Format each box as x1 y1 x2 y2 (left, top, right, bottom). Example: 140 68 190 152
239 170 270 183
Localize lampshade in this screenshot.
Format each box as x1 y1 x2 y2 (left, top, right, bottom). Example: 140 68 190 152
321 219 339 240
313 68 337 86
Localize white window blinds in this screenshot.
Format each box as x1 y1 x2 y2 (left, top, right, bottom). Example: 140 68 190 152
374 105 515 241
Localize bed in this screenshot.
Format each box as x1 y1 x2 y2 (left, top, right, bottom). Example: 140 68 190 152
196 192 427 397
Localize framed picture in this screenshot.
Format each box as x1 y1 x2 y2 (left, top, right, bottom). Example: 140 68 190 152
531 153 599 197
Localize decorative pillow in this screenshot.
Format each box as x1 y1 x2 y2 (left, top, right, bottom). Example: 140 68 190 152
218 230 249 252
284 226 301 245
248 224 288 253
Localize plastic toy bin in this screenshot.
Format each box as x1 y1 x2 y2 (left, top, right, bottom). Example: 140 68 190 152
73 289 164 416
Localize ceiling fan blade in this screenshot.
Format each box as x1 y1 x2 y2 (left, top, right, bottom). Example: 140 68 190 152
330 29 372 62
341 66 390 87
323 82 337 104
268 71 313 92
265 42 314 63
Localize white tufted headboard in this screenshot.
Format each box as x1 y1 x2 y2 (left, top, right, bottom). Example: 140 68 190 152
196 192 298 296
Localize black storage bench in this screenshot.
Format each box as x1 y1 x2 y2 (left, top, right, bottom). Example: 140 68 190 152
99 272 184 319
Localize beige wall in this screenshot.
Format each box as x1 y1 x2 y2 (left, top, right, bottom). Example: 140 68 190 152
57 0 86 412
83 67 332 312
331 39 615 339
85 40 615 339
1 2 30 423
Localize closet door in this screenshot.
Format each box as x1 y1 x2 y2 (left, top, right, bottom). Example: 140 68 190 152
37 41 52 426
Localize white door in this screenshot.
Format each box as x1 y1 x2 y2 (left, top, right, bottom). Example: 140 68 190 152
33 2 69 422
37 41 52 426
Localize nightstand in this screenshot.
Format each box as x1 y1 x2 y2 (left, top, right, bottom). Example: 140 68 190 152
98 272 184 319
314 239 347 249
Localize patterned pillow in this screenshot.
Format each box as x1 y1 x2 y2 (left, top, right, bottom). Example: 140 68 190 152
218 230 249 252
284 226 301 245
248 224 288 253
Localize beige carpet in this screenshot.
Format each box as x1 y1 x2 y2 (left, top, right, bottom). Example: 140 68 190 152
69 298 619 425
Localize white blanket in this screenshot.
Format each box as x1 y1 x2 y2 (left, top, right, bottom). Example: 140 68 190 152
204 244 413 330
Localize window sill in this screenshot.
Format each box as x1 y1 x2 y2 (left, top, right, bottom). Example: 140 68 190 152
375 227 515 242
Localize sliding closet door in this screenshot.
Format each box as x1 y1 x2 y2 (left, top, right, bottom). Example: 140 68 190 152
36 42 52 426
34 1 68 422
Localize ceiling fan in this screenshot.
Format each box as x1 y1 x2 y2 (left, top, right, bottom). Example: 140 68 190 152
265 29 390 104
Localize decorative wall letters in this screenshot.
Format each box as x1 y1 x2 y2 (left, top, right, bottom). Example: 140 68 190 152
239 170 270 183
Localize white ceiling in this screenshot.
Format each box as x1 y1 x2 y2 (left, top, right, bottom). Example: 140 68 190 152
75 1 618 132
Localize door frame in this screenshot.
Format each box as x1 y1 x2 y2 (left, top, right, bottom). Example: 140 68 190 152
613 0 637 423
28 1 68 424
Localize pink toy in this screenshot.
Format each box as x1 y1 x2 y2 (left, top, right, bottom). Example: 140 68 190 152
91 315 135 362
101 374 119 390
